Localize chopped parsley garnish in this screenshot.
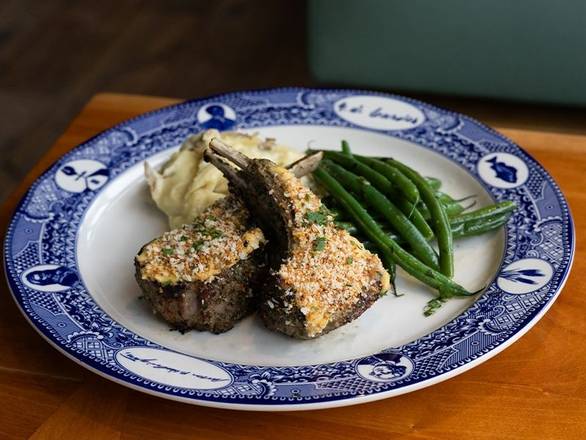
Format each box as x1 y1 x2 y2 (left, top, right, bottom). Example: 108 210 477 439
192 221 223 239
192 222 205 232
346 256 353 264
180 235 188 242
191 240 204 251
304 206 332 226
424 297 447 316
207 228 223 239
162 248 174 256
312 236 327 252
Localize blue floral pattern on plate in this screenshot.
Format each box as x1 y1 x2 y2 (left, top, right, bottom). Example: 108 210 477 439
3 88 574 409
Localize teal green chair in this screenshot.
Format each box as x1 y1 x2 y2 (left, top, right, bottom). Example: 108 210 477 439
308 0 586 106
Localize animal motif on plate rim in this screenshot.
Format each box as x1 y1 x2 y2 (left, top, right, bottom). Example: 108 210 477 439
3 88 574 408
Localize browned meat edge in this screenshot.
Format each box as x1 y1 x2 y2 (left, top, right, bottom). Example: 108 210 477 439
134 247 267 334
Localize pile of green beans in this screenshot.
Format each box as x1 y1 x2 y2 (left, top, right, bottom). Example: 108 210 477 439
322 151 434 240
324 160 439 270
312 141 516 315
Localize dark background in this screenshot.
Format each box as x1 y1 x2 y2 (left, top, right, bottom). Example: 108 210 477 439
1 0 585 204
0 0 314 203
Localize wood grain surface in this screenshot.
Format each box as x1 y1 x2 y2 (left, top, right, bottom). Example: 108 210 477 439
1 93 584 440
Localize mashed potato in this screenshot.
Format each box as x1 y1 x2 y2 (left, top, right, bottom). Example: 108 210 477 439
145 129 303 228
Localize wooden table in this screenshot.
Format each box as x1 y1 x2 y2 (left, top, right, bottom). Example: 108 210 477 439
1 93 584 439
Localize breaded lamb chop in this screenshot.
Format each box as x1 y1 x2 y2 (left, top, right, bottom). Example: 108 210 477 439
135 196 265 333
134 153 322 334
205 138 391 339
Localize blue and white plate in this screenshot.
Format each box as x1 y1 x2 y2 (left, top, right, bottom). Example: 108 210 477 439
4 88 574 410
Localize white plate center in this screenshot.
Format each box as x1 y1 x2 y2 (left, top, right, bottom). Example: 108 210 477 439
77 126 504 366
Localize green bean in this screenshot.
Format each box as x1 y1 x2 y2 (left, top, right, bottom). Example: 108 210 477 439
405 204 435 240
417 196 466 221
453 213 512 238
426 177 442 190
387 159 454 278
381 198 434 240
357 211 509 245
323 160 439 269
328 198 390 224
330 197 422 230
354 155 420 204
419 189 477 218
341 140 352 156
450 201 516 226
435 192 477 211
435 192 457 205
450 223 466 237
418 199 466 219
322 151 393 192
436 192 475 204
313 166 473 298
330 195 512 243
408 212 510 240
444 202 466 218
321 151 434 239
405 203 434 240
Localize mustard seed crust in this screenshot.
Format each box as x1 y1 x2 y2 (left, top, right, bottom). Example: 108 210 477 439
135 196 268 333
231 159 390 339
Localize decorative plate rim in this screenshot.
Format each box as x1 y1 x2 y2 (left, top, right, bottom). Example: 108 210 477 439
3 87 575 410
